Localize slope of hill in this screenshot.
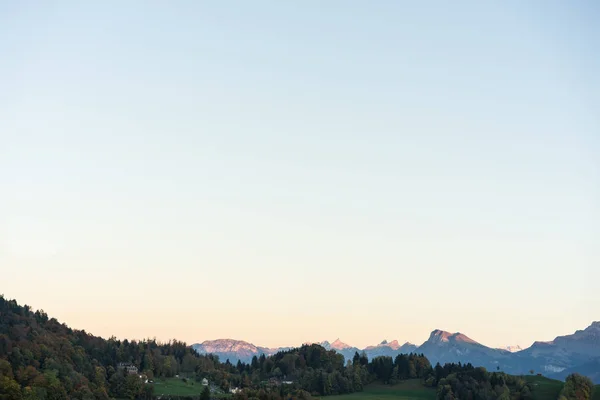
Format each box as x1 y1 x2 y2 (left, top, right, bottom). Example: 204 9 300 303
521 375 564 400
0 295 223 399
327 380 436 400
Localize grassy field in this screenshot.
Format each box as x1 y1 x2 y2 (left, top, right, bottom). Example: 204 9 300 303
324 376 599 400
324 380 436 400
520 375 564 400
150 376 597 400
153 378 208 397
152 378 233 398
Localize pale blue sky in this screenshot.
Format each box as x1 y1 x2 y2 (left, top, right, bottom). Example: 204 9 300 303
1 1 598 349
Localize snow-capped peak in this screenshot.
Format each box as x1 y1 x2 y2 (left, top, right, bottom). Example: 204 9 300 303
499 345 523 353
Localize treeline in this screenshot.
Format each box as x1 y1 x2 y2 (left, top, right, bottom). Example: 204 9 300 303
429 362 596 400
428 362 533 400
559 373 594 400
230 346 431 396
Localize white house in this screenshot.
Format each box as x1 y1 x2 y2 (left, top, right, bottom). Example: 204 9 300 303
230 387 241 394
202 378 209 386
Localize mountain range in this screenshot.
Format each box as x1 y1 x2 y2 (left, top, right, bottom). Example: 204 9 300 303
192 321 600 383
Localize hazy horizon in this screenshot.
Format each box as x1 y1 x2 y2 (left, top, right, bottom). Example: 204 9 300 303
1 292 598 350
1 1 598 350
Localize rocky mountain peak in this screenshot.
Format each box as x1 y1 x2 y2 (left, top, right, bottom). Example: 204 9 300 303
587 321 600 331
331 339 351 350
429 330 453 343
427 330 479 345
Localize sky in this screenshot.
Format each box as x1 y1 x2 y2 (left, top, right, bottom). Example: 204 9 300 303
0 1 599 350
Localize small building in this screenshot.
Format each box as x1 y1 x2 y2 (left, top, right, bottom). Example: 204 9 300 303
117 363 139 375
230 387 241 394
202 378 209 386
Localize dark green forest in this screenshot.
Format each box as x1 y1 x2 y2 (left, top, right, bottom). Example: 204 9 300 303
0 296 595 400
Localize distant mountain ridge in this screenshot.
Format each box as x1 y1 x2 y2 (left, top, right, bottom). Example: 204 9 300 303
516 321 600 379
192 339 290 364
192 321 600 384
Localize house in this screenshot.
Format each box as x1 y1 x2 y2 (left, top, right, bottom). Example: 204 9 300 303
116 363 138 375
282 381 293 385
202 378 209 386
230 387 241 394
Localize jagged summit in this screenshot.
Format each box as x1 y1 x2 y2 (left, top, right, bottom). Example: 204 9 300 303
428 330 453 343
427 330 479 345
331 338 351 350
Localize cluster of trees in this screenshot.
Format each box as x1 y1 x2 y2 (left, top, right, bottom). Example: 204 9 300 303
225 346 432 398
368 353 432 384
559 373 595 400
428 362 535 400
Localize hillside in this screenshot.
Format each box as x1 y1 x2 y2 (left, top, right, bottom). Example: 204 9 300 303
326 375 570 400
0 295 231 399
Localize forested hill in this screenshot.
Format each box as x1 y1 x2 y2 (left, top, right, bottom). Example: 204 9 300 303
0 295 208 399
0 295 432 399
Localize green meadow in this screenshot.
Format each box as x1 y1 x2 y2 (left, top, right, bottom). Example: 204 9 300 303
324 380 436 400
